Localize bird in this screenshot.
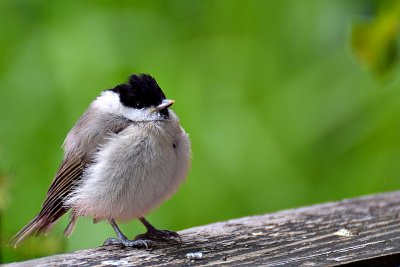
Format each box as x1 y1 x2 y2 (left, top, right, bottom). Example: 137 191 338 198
10 73 191 248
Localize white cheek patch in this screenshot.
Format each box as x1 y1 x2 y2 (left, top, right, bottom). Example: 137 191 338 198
120 105 149 121
92 90 161 121
92 91 121 114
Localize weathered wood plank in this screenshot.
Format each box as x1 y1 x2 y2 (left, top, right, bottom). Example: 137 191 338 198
5 191 400 266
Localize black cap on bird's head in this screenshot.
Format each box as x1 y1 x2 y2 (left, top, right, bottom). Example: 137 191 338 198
111 74 173 113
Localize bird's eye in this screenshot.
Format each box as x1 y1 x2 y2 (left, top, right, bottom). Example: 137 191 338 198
134 102 144 109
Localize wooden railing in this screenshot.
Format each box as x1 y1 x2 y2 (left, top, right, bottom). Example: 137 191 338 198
5 191 400 266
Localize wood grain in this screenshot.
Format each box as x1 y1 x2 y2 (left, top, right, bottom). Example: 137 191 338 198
5 191 400 266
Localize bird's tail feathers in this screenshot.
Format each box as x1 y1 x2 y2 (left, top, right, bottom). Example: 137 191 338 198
9 216 52 248
63 214 78 237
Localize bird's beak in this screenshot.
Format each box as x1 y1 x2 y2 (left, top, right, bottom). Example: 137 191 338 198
154 99 175 112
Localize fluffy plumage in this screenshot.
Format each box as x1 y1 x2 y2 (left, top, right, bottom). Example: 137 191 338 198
10 74 191 247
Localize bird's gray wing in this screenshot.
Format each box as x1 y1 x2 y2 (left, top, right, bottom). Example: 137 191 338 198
39 154 86 225
39 114 133 227
10 112 132 247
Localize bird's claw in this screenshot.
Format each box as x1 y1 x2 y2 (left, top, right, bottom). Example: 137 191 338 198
103 237 153 248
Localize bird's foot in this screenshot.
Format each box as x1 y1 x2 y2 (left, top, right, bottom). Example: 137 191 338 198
103 237 153 248
135 229 181 241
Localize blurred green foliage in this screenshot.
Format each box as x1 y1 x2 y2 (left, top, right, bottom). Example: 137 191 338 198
351 0 400 76
1 0 400 263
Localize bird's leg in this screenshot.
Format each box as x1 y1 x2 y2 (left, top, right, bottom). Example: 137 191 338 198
134 217 181 241
103 219 152 248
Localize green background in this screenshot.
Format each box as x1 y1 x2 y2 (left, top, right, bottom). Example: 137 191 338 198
1 0 400 263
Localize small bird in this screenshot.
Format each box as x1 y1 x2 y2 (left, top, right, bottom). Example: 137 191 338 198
10 74 191 248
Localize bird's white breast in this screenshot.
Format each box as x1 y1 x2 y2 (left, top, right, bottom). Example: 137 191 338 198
65 111 191 221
